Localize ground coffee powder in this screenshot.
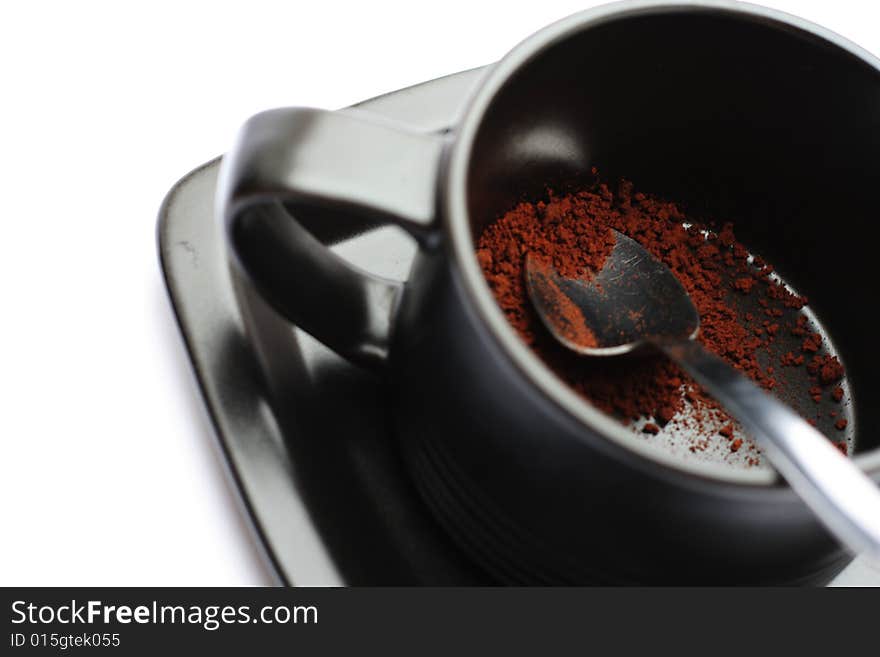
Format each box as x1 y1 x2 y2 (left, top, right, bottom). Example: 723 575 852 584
476 173 848 464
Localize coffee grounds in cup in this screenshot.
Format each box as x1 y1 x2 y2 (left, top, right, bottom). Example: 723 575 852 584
475 172 848 464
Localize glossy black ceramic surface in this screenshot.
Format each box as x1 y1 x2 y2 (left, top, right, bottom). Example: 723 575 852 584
392 4 880 583
163 2 880 585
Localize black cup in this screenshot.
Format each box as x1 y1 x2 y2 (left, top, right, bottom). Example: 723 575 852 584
220 1 880 583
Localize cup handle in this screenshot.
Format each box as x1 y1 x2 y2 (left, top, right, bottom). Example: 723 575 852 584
218 107 446 369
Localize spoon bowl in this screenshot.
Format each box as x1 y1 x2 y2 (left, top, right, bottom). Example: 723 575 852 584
525 231 700 356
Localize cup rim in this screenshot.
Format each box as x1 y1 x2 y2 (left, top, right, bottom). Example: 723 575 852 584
444 0 880 486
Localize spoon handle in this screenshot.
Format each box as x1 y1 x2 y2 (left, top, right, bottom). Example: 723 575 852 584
661 340 880 561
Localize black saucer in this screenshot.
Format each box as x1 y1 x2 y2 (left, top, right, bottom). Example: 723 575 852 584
158 67 877 586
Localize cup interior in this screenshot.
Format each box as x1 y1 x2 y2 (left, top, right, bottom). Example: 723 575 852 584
464 6 880 458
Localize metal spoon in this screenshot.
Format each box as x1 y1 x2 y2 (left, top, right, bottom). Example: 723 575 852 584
525 229 880 560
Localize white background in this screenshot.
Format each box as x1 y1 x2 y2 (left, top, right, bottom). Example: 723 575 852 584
1 0 879 585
